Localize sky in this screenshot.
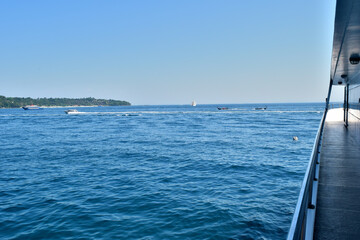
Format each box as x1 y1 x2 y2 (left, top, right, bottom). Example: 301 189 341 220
0 0 339 105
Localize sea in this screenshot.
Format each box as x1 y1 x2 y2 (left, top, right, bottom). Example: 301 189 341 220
0 103 324 240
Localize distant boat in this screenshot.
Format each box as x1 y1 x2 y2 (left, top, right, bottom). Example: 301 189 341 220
192 101 197 107
65 109 79 114
22 105 41 110
217 107 229 110
254 107 267 110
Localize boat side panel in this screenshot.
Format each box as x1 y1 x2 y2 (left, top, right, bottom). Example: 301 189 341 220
348 84 360 144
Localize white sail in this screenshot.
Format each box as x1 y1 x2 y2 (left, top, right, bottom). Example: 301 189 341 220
191 100 197 106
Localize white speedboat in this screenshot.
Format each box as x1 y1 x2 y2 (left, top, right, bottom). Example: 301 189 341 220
65 109 79 114
22 105 42 110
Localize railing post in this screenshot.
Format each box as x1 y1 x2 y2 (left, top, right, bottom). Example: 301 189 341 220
345 84 349 127
325 79 333 110
344 86 347 122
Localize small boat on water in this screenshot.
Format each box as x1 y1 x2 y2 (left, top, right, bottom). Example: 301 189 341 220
254 107 267 110
22 105 41 110
217 107 229 110
191 100 197 107
65 109 79 114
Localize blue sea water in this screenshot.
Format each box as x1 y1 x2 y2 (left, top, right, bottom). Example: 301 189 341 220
0 103 324 240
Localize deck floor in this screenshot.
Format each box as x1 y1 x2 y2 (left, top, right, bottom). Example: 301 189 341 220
314 111 360 239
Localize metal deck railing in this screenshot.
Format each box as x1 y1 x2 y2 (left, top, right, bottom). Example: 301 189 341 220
287 109 327 240
328 103 343 109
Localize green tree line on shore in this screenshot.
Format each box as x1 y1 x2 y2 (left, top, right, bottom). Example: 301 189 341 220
0 96 131 108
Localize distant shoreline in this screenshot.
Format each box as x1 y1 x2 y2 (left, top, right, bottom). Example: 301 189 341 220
0 105 130 109
0 96 131 108
38 105 129 108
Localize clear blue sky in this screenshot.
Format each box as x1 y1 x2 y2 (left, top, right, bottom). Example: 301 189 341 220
0 0 338 105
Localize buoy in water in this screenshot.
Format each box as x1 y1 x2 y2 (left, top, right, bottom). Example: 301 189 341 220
293 136 298 141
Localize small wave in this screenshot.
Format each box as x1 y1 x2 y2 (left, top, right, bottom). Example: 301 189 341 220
116 114 141 117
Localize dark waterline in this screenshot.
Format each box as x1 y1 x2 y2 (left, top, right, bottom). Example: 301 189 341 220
0 103 324 239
